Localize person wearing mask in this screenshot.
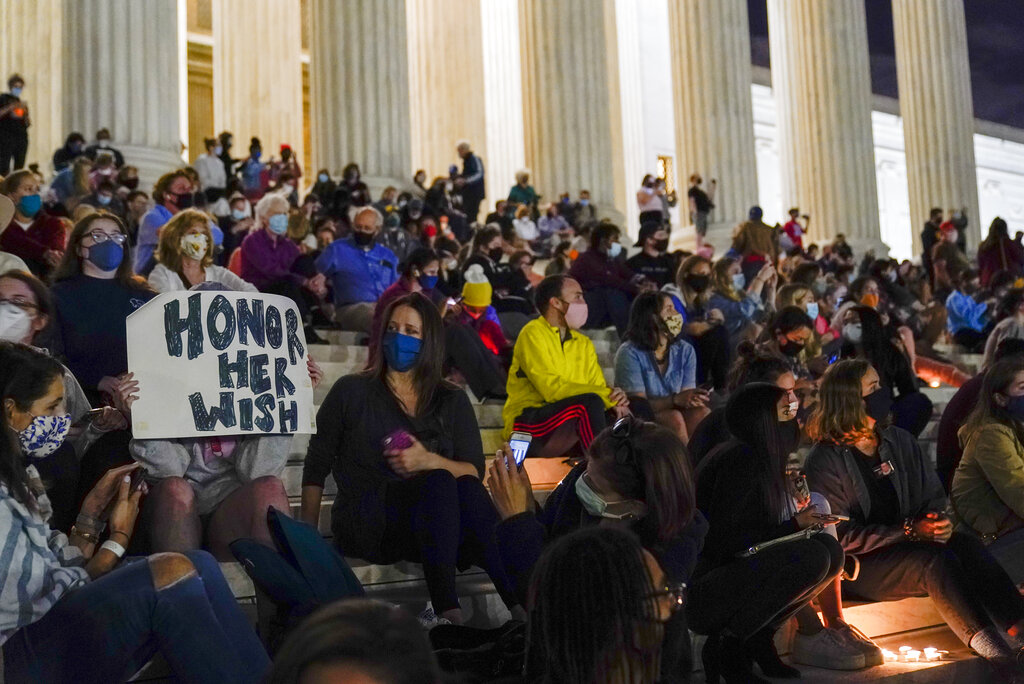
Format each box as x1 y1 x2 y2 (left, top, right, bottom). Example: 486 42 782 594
0 170 65 277
627 222 675 288
114 164 140 197
52 132 86 173
776 282 826 355
148 209 257 293
707 258 774 348
123 190 149 244
732 206 780 286
457 266 511 364
316 205 397 332
503 275 630 459
537 202 571 248
977 217 1024 287
507 169 539 213
0 74 29 174
83 179 126 223
238 138 269 200
637 174 664 226
300 294 521 626
932 222 971 296
0 343 270 683
489 421 707 683
569 223 646 336
574 189 597 227
330 162 371 219
270 144 302 188
484 199 515 236
807 360 1024 680
216 130 236 178
687 174 716 247
953 356 1024 582
462 225 533 320
946 269 990 353
239 194 327 343
983 289 1024 370
454 140 485 222
544 239 574 277
691 383 853 681
614 292 709 444
762 306 815 381
309 168 335 204
667 255 730 391
512 203 540 246
84 128 125 169
782 207 808 255
135 169 195 274
221 190 256 260
195 137 227 211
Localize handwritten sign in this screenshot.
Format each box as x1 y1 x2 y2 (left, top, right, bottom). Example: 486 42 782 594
127 291 316 439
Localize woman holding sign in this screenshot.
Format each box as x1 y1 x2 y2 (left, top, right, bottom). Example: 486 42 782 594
0 342 269 683
148 209 258 293
301 293 521 626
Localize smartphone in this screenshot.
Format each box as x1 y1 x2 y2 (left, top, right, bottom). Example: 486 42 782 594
129 468 147 492
814 514 850 523
382 430 414 452
85 407 106 419
508 431 533 469
790 470 811 504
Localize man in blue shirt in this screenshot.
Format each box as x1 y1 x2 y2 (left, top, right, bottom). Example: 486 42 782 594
315 206 398 332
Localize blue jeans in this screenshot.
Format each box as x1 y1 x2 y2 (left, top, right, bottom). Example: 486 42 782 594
3 550 269 684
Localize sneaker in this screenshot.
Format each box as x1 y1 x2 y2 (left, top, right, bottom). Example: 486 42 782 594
417 606 452 630
791 627 866 671
834 623 885 667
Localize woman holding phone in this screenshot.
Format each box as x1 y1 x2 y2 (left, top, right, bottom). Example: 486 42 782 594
300 293 520 626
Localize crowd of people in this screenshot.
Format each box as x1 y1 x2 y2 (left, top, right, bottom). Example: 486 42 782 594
2 69 1024 683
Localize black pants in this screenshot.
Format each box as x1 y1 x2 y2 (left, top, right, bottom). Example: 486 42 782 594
0 132 27 175
444 322 507 400
689 325 730 391
513 393 608 454
582 286 631 337
688 534 844 640
379 471 517 613
844 533 1024 647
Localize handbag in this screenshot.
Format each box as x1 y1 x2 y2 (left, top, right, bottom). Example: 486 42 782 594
737 523 827 558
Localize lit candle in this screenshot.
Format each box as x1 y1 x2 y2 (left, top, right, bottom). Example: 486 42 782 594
929 380 941 388
907 650 921 662
882 649 898 662
898 646 912 654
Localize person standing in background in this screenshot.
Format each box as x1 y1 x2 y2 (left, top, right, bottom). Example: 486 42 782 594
0 74 29 175
455 141 485 224
688 174 716 248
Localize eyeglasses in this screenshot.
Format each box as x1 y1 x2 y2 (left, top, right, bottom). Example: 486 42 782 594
611 416 638 466
86 230 127 245
648 582 688 613
0 297 38 314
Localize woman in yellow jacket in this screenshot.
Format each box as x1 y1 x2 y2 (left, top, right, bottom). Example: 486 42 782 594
954 356 1024 582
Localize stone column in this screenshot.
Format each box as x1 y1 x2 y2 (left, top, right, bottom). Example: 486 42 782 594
892 0 980 252
213 0 304 171
0 0 64 172
766 0 883 254
481 0 526 211
62 0 184 187
668 0 758 250
519 0 624 222
308 0 412 193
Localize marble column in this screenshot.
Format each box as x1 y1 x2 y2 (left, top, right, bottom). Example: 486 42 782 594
213 0 304 172
892 0 980 252
766 0 883 254
62 0 184 187
668 0 758 249
308 0 412 193
481 0 526 212
519 0 624 222
0 0 64 173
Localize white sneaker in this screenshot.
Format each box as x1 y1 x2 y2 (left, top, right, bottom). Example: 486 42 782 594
834 623 884 667
417 606 453 630
791 627 866 670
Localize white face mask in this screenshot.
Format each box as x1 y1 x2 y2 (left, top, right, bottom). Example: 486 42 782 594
0 301 32 343
609 242 623 259
843 323 863 345
180 233 209 260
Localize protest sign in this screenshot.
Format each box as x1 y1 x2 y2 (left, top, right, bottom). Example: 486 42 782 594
127 291 316 439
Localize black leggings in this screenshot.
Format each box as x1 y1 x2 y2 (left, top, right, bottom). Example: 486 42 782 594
687 534 844 640
379 470 517 613
845 533 1024 647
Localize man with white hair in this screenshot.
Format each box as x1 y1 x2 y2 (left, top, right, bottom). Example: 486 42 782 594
454 140 485 223
315 205 398 332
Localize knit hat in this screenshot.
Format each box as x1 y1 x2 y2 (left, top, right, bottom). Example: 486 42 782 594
462 265 493 307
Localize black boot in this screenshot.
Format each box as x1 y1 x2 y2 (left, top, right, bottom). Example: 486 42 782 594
746 628 801 678
703 633 769 684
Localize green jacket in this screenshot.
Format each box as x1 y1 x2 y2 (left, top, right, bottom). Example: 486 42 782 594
953 422 1024 539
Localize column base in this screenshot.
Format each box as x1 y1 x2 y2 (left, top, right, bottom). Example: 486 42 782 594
847 236 890 261
120 145 186 193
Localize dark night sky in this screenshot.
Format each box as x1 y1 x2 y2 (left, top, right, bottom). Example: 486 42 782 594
747 0 1024 129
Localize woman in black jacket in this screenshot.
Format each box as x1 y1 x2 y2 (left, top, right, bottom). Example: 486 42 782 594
300 293 519 625
487 418 707 683
806 359 1024 678
690 384 846 682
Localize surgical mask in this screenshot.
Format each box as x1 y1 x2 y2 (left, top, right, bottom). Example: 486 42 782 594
608 242 623 258
96 194 112 206
268 213 289 235
563 300 588 329
382 331 421 372
664 313 683 338
18 414 71 459
10 87 22 98
86 240 123 271
0 302 32 342
418 274 438 290
579 199 589 206
180 233 209 260
863 387 893 425
805 302 819 321
353 231 374 247
860 292 880 308
231 208 248 221
318 173 329 183
17 193 42 218
843 323 863 345
731 273 746 291
574 475 644 520
886 270 897 283
1005 394 1024 421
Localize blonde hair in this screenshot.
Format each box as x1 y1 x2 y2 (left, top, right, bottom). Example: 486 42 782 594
711 257 742 302
807 359 875 445
156 209 214 272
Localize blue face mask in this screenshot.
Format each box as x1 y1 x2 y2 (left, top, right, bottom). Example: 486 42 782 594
268 213 289 235
382 331 422 372
86 240 123 271
418 274 438 290
731 272 745 291
609 242 623 259
231 208 248 221
17 193 41 218
318 173 329 183
806 302 819 321
97 194 112 206
1005 394 1024 421
252 150 262 161
11 87 22 98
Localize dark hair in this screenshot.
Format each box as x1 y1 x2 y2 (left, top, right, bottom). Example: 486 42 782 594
125 190 148 204
0 169 35 196
0 343 65 508
770 306 813 336
587 419 695 542
725 383 790 515
727 342 794 392
962 357 1024 448
981 217 1010 251
534 275 568 315
65 132 85 146
791 262 822 286
51 212 153 292
989 269 1016 294
399 248 439 279
471 225 501 255
996 337 1024 363
7 74 23 88
204 137 217 150
929 207 943 218
367 293 449 417
590 223 619 250
152 168 192 204
0 270 53 341
528 527 660 684
553 240 572 259
847 305 891 371
848 276 878 303
624 291 672 351
267 599 442 684
509 250 533 269
342 162 360 178
997 288 1024 322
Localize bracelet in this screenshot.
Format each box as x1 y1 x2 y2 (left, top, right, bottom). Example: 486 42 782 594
70 525 99 544
100 539 126 559
903 517 918 541
76 513 106 534
108 530 130 544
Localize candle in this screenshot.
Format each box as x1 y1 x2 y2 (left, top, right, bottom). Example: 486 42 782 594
882 649 898 662
906 650 921 662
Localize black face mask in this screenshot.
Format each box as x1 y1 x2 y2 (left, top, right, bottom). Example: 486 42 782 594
488 247 504 262
353 231 374 247
684 274 709 292
863 386 893 424
779 339 805 357
174 191 195 209
653 238 669 253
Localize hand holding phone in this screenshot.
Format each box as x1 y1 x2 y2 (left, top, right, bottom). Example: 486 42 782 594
508 431 533 470
813 514 849 524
